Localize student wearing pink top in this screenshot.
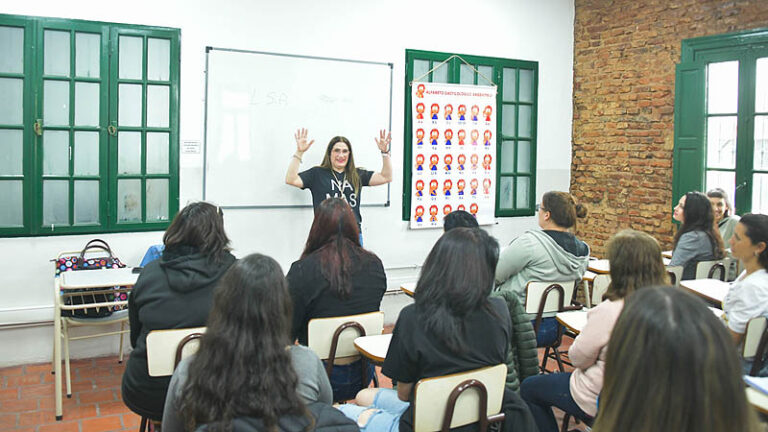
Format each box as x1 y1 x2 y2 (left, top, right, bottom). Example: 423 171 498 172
520 229 668 432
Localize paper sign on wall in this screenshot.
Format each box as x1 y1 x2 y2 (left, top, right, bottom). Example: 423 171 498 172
409 82 497 229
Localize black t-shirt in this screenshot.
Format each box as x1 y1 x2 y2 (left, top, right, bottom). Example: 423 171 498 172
382 297 511 432
543 230 589 257
298 167 374 224
286 250 386 346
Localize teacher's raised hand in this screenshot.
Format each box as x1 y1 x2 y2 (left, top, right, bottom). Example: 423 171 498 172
294 128 315 153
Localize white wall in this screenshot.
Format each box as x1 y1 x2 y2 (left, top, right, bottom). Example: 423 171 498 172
0 0 576 366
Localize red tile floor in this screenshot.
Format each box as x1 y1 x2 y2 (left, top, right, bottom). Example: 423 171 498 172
0 340 583 432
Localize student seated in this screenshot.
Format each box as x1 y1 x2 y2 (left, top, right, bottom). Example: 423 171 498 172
162 254 355 432
708 187 740 248
521 229 668 432
670 191 725 280
122 202 236 422
286 197 386 400
337 228 537 432
494 191 589 305
591 286 760 432
443 209 479 231
722 213 768 374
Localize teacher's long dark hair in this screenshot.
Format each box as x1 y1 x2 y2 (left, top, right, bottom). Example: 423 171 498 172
179 254 309 432
301 198 375 299
415 227 500 354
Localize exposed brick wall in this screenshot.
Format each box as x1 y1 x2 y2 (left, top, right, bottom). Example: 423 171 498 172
571 0 768 256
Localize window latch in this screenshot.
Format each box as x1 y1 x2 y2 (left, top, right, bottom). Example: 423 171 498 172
107 125 117 136
33 119 43 136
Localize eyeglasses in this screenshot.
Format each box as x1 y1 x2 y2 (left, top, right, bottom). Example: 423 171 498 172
536 204 545 212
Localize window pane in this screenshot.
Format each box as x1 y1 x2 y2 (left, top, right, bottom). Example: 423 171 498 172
75 33 100 78
147 38 170 81
519 105 532 138
44 80 70 126
756 115 768 170
0 78 23 125
0 130 23 175
705 170 735 204
0 181 23 227
146 132 169 174
119 36 143 80
146 179 169 221
44 30 70 77
757 58 768 113
0 26 24 74
119 84 143 127
517 141 531 173
74 82 99 126
413 60 429 82
477 65 493 86
117 179 142 222
707 61 739 114
432 62 448 83
499 177 514 209
74 180 99 224
146 85 169 127
706 116 737 169
43 180 69 226
502 68 517 102
460 64 474 85
501 105 516 136
43 131 69 176
753 173 768 214
500 140 515 172
516 176 530 208
118 131 141 174
74 131 99 176
519 69 534 102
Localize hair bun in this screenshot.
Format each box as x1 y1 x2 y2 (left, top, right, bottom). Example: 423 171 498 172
575 203 588 219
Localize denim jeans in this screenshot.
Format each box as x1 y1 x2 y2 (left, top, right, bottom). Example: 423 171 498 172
337 388 409 432
324 359 375 401
520 373 592 432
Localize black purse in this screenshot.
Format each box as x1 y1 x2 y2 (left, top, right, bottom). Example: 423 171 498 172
56 239 128 318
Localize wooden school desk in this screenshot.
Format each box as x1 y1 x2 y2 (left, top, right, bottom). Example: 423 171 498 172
556 309 588 335
354 333 392 364
588 257 671 275
679 279 730 305
400 282 416 297
54 267 139 420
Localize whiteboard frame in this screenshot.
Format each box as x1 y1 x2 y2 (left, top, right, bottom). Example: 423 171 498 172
202 46 394 210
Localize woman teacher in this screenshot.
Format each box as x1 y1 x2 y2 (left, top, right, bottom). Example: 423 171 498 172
285 129 393 230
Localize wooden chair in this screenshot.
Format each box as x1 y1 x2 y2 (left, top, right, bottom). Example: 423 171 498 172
743 317 768 376
524 281 578 373
412 364 507 432
307 311 384 399
591 274 611 305
140 327 206 432
695 260 726 281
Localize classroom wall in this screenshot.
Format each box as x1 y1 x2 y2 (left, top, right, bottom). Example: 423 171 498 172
0 0 577 367
570 0 768 255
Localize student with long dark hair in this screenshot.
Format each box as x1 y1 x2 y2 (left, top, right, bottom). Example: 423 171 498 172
521 229 668 432
723 213 768 373
670 191 725 280
286 197 386 400
337 228 537 432
122 202 236 422
592 286 760 432
707 188 740 248
162 254 355 432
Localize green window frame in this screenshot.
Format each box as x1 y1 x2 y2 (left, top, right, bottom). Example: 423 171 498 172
402 49 538 220
673 28 768 214
0 13 179 237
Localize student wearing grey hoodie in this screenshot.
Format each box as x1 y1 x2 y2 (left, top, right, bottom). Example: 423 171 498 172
495 191 590 305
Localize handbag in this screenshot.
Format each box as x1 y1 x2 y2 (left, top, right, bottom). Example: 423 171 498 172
56 239 129 318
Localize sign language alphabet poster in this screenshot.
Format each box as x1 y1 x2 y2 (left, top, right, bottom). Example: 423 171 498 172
410 82 497 229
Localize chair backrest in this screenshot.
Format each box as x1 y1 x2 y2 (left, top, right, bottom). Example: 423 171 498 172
696 260 725 280
743 317 768 359
591 274 611 305
666 265 683 287
307 311 384 360
524 281 576 315
147 327 206 377
413 364 507 432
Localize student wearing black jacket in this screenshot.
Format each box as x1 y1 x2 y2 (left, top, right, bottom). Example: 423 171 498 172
122 202 236 422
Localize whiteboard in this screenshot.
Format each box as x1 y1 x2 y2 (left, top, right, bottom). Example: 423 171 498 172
203 47 393 208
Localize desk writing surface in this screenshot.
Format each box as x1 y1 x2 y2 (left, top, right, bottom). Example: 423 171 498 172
679 279 730 304
354 334 392 363
747 387 768 414
556 310 588 335
60 267 139 289
400 282 416 297
662 250 673 259
587 259 610 274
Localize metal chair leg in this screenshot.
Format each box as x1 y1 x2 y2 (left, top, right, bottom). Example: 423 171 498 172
119 321 125 363
62 320 72 398
139 416 148 432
